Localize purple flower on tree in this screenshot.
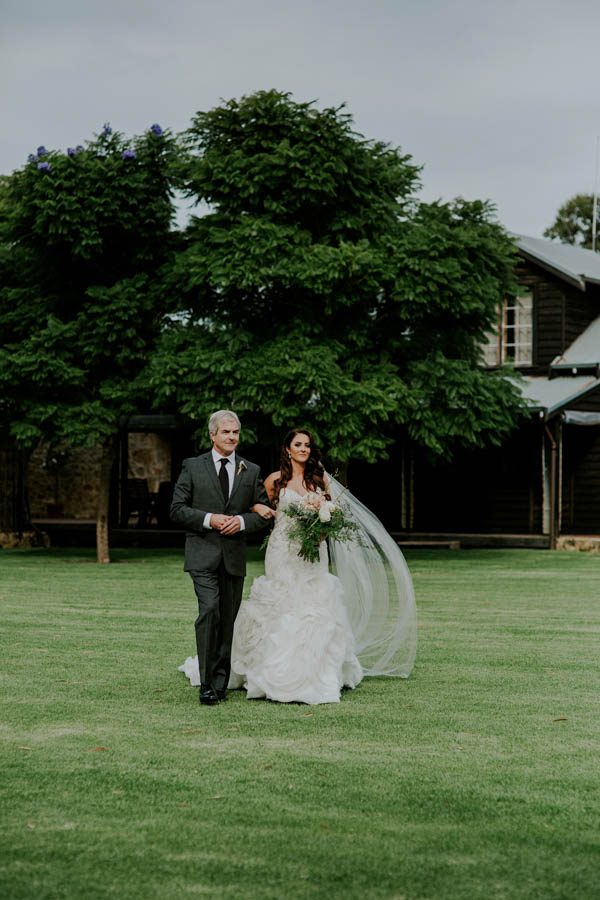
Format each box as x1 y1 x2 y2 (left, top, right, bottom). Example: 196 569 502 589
150 123 163 136
37 161 51 172
67 147 77 157
37 146 47 157
122 149 136 160
28 153 37 163
102 123 112 136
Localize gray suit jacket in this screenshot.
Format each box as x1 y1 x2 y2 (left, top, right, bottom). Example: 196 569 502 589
170 452 270 576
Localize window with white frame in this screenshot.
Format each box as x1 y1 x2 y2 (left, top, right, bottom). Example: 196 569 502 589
482 291 533 367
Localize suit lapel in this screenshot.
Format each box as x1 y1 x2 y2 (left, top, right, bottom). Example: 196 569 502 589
226 456 245 507
201 452 222 498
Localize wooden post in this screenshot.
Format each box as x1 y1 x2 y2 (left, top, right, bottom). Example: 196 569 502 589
409 445 415 532
96 437 117 564
544 423 558 550
400 442 407 531
119 424 129 527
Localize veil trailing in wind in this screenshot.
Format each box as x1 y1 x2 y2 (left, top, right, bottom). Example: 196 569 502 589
327 475 417 678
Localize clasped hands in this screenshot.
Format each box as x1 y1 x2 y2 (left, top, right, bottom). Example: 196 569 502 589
210 503 274 535
210 514 241 535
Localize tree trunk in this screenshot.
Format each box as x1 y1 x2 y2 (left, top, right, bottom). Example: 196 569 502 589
96 438 117 564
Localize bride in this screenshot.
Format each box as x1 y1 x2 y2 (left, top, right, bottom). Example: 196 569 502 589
180 429 417 704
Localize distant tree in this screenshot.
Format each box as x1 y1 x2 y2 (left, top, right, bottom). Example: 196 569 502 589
544 193 599 250
149 91 523 471
0 124 177 560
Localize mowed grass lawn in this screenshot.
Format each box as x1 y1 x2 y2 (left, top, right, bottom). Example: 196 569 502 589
1 547 599 900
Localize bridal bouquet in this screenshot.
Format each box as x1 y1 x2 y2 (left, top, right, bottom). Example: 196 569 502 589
285 493 361 563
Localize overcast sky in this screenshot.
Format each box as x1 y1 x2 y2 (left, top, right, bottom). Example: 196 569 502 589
2 0 599 237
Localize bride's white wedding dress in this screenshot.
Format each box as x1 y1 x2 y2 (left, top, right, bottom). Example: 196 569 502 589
179 478 417 704
230 487 363 704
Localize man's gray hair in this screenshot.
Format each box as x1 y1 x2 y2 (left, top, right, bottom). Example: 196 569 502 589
208 409 241 436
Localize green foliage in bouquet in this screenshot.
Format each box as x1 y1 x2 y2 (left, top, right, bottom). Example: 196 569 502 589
285 497 362 564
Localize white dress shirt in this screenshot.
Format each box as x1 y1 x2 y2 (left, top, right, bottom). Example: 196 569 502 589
203 450 245 531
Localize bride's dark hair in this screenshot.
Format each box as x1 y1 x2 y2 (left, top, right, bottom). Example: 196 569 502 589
272 429 327 506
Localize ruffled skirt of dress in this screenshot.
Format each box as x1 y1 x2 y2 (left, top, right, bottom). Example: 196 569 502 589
229 565 363 705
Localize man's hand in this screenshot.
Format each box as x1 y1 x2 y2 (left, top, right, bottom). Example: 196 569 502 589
220 516 242 535
210 514 233 531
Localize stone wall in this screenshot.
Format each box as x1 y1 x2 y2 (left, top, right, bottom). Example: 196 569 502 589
556 536 600 552
28 445 103 519
127 432 171 493
28 433 172 520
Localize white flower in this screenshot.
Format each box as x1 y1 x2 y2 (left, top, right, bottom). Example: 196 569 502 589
305 495 321 510
318 503 332 523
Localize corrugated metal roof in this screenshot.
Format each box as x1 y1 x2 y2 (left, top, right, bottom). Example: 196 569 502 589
514 234 600 290
518 374 600 416
554 314 600 365
563 410 600 425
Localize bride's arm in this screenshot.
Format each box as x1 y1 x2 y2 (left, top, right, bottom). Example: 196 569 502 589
252 503 273 518
251 471 279 518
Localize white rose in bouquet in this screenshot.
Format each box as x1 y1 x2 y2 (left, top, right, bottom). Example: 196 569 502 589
284 493 362 563
318 502 332 523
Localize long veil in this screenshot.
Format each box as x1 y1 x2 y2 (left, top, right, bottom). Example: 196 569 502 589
327 476 417 677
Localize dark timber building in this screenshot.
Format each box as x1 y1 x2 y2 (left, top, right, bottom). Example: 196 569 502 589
363 236 600 548
28 236 600 549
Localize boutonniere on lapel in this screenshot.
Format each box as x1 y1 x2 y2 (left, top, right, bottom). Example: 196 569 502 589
236 460 247 476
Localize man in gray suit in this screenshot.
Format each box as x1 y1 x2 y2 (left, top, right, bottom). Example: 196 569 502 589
171 410 271 705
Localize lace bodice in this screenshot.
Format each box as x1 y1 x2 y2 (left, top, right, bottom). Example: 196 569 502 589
274 486 312 514
265 487 328 579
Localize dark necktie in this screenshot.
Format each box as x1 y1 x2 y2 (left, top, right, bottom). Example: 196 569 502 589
218 457 229 502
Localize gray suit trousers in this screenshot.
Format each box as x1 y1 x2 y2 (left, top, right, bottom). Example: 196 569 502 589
189 564 244 690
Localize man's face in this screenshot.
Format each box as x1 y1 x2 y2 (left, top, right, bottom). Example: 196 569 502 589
211 419 240 457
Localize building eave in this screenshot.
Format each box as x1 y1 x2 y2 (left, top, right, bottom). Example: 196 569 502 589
513 234 600 292
518 375 600 420
516 246 586 291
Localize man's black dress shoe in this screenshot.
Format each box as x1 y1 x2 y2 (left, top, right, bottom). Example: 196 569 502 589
215 689 227 701
199 684 219 705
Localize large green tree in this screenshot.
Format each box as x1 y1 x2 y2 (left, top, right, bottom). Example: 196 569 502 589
544 193 599 250
0 124 177 560
149 91 522 469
